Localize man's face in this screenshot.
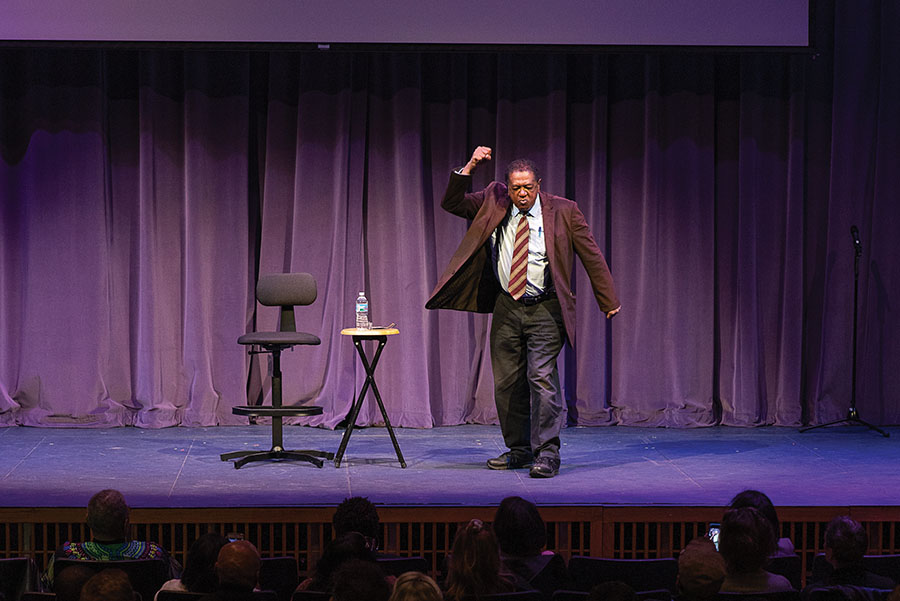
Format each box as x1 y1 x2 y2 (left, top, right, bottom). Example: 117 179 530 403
507 169 540 212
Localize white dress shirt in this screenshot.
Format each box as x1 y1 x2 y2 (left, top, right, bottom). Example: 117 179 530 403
492 195 550 297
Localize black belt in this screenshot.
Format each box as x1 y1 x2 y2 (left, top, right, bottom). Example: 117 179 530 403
505 288 557 306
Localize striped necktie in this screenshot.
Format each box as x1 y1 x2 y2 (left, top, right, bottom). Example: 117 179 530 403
508 212 530 300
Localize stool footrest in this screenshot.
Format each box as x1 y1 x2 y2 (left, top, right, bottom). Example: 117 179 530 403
232 405 324 417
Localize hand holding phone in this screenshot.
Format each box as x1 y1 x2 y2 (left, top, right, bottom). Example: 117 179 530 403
707 523 720 551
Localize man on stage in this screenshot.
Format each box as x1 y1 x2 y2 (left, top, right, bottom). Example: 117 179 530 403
426 146 620 478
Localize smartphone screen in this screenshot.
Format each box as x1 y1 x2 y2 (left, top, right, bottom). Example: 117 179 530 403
707 523 720 551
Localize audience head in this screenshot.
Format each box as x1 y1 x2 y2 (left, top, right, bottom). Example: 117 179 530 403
79 568 136 601
333 496 381 548
446 518 507 601
389 571 443 601
492 496 547 557
719 507 776 574
886 585 900 601
677 538 726 601
54 564 97 601
215 540 261 592
86 489 130 542
313 531 376 590
824 516 868 567
331 559 390 601
588 581 637 601
181 532 231 592
729 489 781 540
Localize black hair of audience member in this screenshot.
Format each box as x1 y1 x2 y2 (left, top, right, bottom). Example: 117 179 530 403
719 507 776 574
332 496 381 543
54 564 97 601
824 516 868 567
445 519 514 601
492 496 546 557
330 559 390 601
808 516 896 590
308 531 376 592
588 581 638 601
79 568 136 601
729 490 782 540
181 532 231 593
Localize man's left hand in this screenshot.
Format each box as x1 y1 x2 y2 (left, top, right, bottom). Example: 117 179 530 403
606 306 621 319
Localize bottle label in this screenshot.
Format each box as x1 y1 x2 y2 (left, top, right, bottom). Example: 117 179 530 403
356 302 368 312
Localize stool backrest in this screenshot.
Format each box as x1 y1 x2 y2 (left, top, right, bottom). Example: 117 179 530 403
257 274 317 307
255 273 317 333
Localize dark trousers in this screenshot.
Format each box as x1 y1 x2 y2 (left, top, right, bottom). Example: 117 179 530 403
490 293 566 461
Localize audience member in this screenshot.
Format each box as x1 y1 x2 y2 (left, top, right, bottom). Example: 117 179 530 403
677 538 726 601
199 540 261 601
79 568 137 601
719 507 794 593
331 559 391 601
807 516 895 590
53 564 96 601
588 581 638 601
492 495 568 594
729 489 796 557
42 489 178 589
296 531 375 592
444 519 515 601
333 496 381 552
155 532 230 599
389 571 443 601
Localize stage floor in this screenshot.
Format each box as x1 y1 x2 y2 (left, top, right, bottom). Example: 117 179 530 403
1 424 897 508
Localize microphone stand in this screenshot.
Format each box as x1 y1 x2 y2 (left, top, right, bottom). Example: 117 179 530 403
801 226 889 437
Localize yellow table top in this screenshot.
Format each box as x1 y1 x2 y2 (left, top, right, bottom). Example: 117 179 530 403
341 327 400 336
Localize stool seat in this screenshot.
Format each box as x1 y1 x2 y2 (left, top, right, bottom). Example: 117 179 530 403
238 331 321 346
232 405 324 418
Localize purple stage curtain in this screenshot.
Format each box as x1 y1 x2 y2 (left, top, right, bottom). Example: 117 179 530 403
1 0 898 429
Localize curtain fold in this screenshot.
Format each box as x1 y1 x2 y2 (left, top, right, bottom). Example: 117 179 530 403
716 55 806 427
2 1 899 429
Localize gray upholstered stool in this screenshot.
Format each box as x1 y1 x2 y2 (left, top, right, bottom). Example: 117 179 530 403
221 273 334 469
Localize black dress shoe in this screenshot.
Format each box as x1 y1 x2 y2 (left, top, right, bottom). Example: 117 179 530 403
529 456 560 478
486 452 532 470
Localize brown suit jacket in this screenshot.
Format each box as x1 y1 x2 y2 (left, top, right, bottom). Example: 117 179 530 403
425 172 619 348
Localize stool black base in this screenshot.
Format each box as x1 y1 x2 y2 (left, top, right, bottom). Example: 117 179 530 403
221 404 334 469
220 447 334 469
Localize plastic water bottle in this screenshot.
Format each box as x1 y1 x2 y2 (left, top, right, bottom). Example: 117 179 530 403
355 291 369 329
